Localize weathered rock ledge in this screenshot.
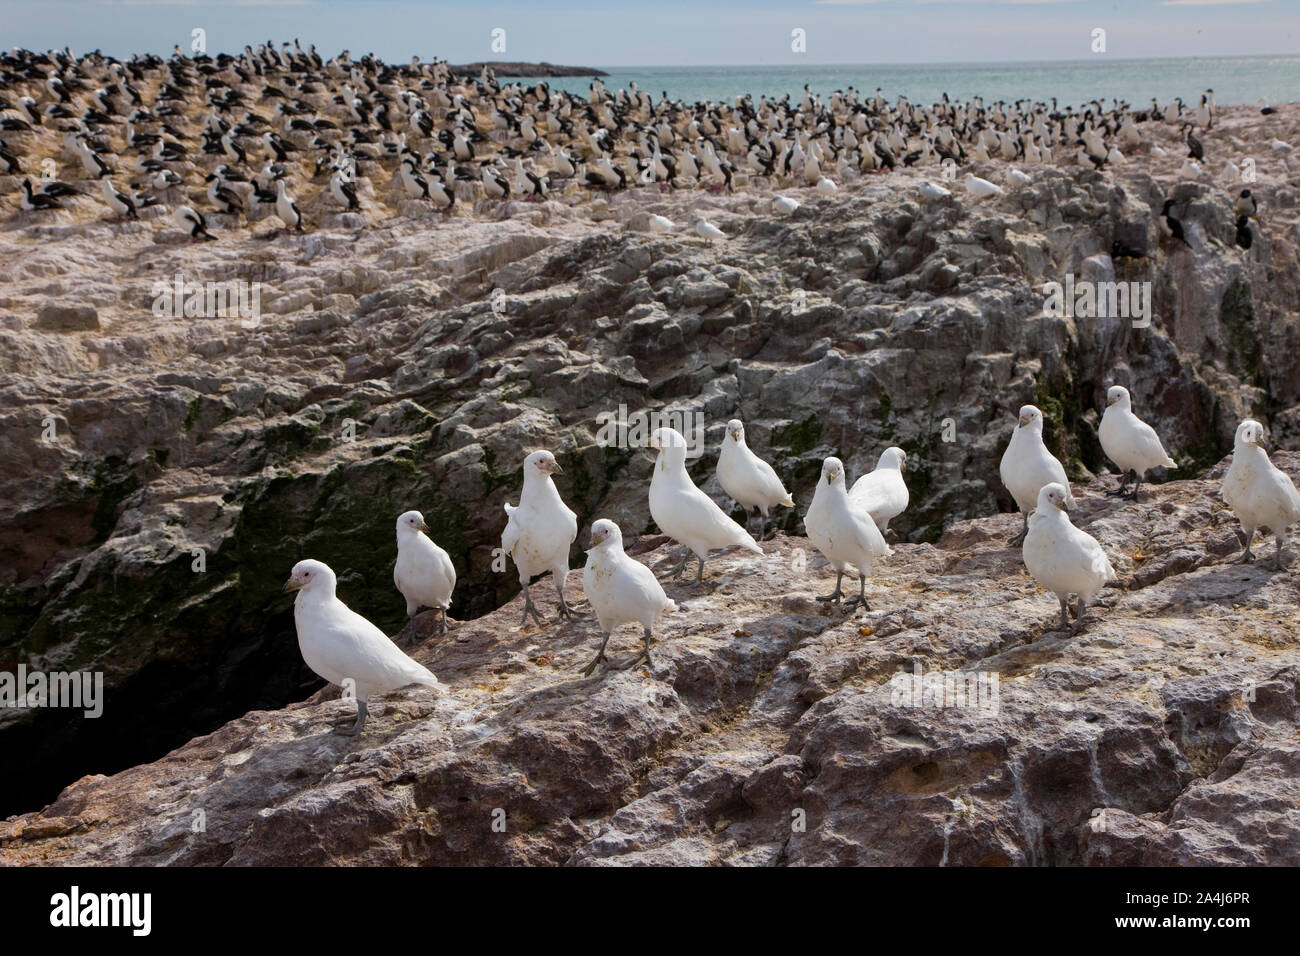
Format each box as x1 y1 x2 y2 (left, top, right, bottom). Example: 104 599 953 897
3 455 1296 865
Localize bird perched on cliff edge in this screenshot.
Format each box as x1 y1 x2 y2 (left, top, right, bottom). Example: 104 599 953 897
848 447 910 535
580 519 677 675
1161 198 1191 248
1098 386 1177 501
964 173 1003 200
1111 240 1148 262
772 195 800 215
1235 216 1254 250
394 510 456 637
650 426 762 583
805 456 891 612
1022 483 1117 634
716 418 794 538
502 450 579 626
917 180 951 202
647 213 676 234
1000 404 1075 547
286 559 440 735
691 213 726 241
1221 419 1300 569
1234 189 1258 219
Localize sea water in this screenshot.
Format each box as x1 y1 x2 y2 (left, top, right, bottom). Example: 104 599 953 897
499 56 1300 108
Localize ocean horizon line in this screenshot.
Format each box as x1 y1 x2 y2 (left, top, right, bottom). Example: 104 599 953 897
560 53 1300 72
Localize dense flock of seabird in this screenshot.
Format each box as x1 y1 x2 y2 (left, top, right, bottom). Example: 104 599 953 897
287 398 1300 734
0 41 1280 248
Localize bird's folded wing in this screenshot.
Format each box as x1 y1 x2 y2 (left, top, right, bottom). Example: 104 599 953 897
852 512 891 557
1267 466 1300 516
1070 528 1115 580
1133 419 1173 465
752 456 787 496
501 509 521 553
620 559 668 608
310 609 425 687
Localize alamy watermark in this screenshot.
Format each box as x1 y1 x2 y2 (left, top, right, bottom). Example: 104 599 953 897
889 662 1000 715
50 886 150 936
1043 274 1151 329
595 404 706 460
151 273 263 328
1 665 103 718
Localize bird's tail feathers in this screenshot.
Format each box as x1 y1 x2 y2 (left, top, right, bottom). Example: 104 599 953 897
412 670 441 691
780 494 795 508
1161 456 1177 468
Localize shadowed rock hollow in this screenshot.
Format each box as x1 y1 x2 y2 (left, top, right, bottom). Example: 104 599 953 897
1 458 1297 865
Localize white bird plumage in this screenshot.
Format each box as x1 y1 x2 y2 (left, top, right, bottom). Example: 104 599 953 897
286 558 439 735
1000 404 1075 545
847 446 910 534
692 214 726 240
502 449 579 625
649 426 762 583
964 173 1003 199
1222 419 1300 568
1098 386 1176 500
805 456 891 611
917 180 951 201
394 509 456 636
716 418 795 536
579 519 677 675
1022 483 1117 633
772 195 800 215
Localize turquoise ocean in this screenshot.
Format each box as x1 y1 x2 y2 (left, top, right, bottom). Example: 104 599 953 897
500 56 1300 108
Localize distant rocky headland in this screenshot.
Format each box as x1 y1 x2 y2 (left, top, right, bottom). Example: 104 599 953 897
448 61 608 77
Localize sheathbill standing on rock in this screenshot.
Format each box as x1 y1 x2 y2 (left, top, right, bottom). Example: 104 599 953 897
649 426 762 583
1022 483 1117 634
716 418 795 537
394 510 456 637
580 519 677 675
805 456 891 611
1098 386 1177 501
502 450 579 626
1222 419 1300 569
1000 404 1075 547
286 559 440 735
848 446 910 535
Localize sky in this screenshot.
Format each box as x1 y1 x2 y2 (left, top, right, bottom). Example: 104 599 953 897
3 0 1297 66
